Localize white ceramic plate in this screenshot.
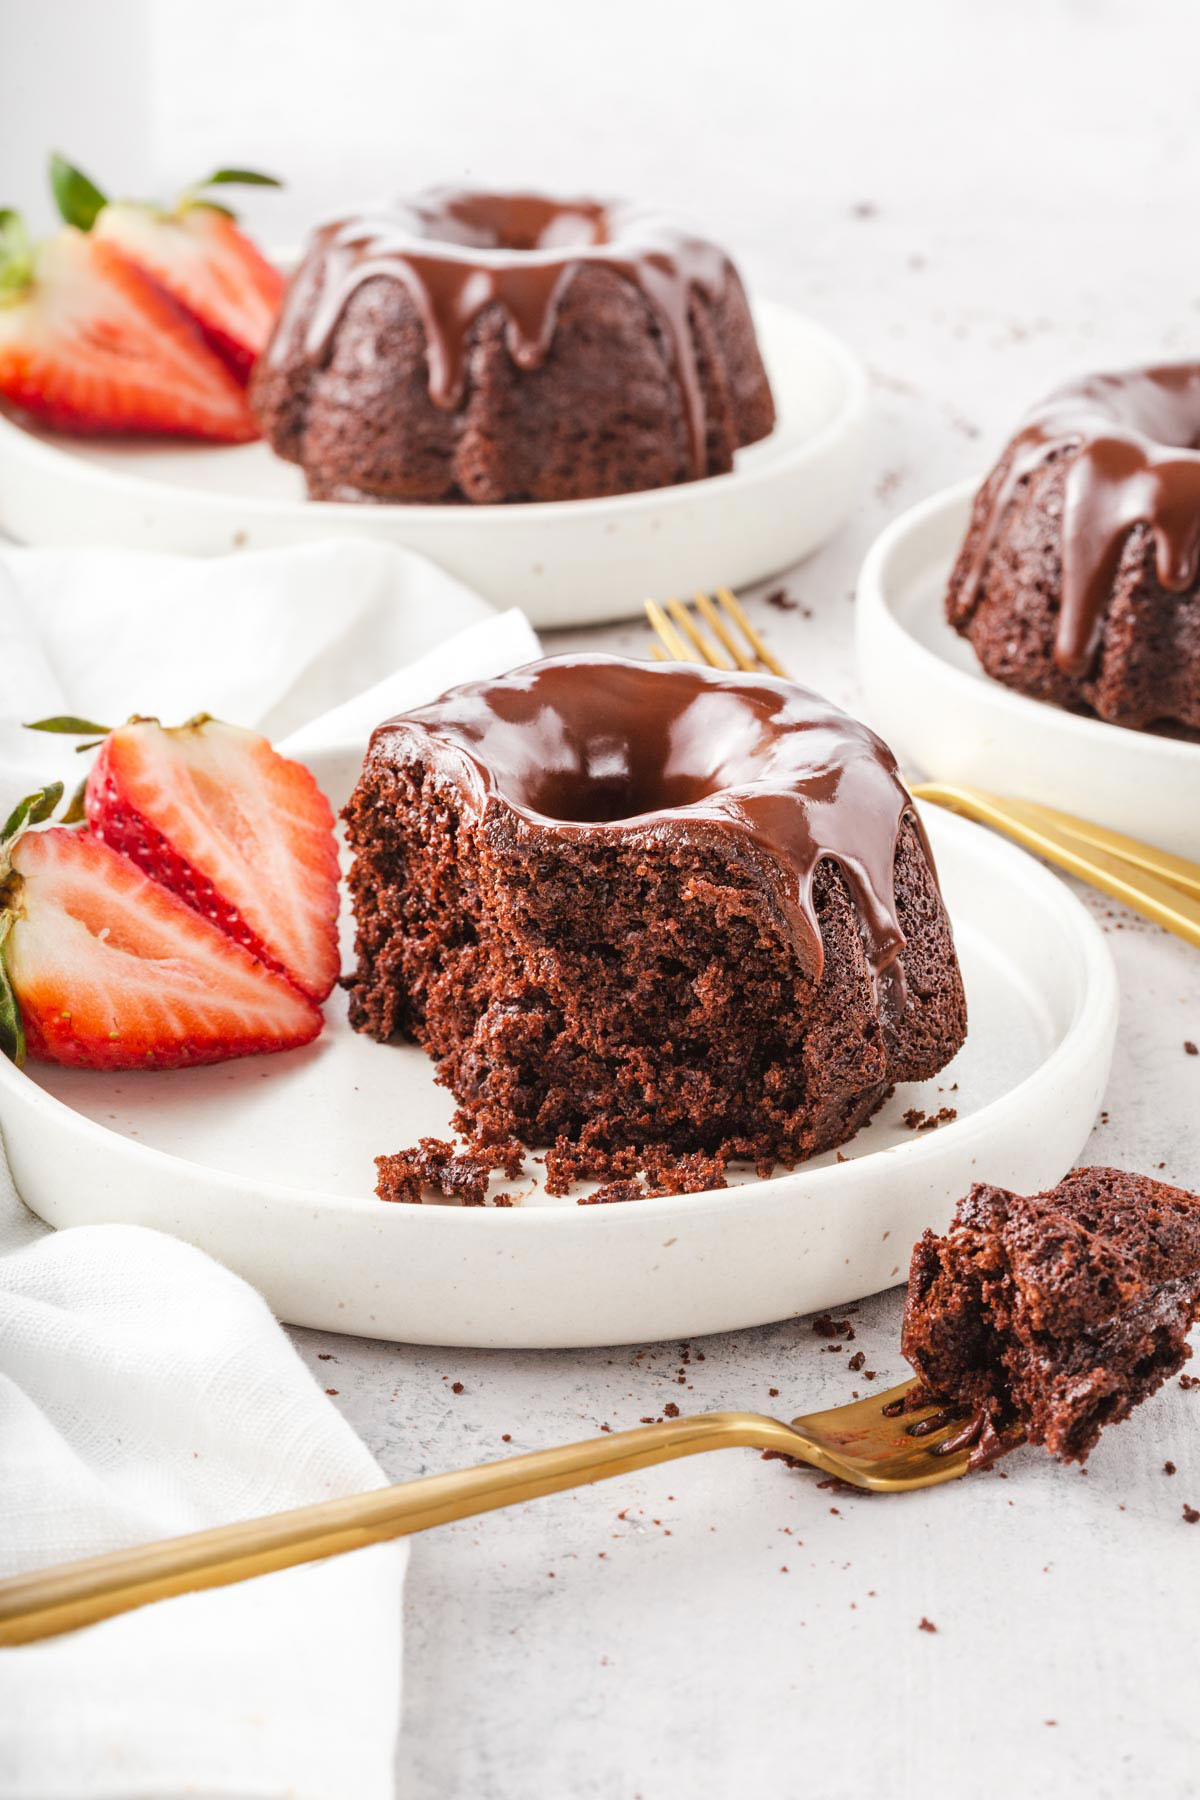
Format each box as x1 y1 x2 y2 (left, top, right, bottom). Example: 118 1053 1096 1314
0 772 1116 1349
856 480 1200 860
0 301 865 629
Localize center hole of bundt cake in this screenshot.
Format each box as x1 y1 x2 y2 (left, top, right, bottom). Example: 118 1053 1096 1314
437 192 609 253
479 672 775 823
525 762 714 824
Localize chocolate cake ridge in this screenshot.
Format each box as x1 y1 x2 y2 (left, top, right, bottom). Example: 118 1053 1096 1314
251 190 776 505
945 362 1200 732
346 656 967 1179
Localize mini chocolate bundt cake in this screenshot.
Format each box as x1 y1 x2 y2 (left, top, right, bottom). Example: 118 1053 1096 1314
344 656 967 1191
250 190 775 504
945 364 1200 733
903 1167 1200 1464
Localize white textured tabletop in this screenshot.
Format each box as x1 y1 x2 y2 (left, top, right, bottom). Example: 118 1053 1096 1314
6 3 1200 1794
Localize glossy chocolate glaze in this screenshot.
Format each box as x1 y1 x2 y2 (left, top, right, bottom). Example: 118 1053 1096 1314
952 363 1200 676
368 656 927 999
272 191 733 477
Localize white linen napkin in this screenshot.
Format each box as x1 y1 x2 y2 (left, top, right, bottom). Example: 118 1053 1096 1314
0 539 541 1799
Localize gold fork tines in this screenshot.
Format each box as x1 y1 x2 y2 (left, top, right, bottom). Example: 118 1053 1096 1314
645 589 788 677
0 1378 972 1647
643 591 1200 951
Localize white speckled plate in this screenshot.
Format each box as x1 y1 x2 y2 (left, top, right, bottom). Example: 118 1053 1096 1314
855 480 1200 861
0 300 865 629
0 746 1117 1348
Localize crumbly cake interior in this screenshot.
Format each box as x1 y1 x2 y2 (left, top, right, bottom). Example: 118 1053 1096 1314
346 757 965 1193
902 1168 1200 1463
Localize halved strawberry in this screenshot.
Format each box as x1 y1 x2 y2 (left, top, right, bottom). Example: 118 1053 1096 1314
2 826 321 1070
47 155 285 383
94 203 284 381
85 718 341 1003
0 226 258 440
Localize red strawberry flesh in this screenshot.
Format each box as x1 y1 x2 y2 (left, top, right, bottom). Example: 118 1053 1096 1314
4 827 321 1070
94 204 285 381
0 229 258 441
86 720 341 1003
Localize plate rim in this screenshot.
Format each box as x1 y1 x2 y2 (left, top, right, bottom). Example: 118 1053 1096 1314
0 801 1118 1230
0 298 868 528
857 477 1200 771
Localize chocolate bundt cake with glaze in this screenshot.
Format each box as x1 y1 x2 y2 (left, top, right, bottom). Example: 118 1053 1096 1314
903 1168 1200 1465
250 190 775 504
945 364 1200 733
344 656 967 1191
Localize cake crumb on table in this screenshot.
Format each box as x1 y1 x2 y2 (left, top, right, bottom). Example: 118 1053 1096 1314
812 1314 854 1339
918 1617 938 1633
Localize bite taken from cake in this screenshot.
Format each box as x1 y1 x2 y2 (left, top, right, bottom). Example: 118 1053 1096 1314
945 364 1200 735
250 190 775 504
345 655 967 1196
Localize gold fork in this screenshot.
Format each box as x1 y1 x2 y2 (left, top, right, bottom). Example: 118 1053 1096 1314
0 1377 971 1647
646 590 1200 950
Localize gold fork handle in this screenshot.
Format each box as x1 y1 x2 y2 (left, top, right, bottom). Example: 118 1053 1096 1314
986 797 1200 903
0 1412 800 1647
913 782 1200 949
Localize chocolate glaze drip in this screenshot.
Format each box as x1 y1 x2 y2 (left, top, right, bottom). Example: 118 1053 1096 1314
273 191 733 477
953 363 1200 676
368 655 930 1004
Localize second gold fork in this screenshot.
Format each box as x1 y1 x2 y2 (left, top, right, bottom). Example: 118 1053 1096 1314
644 590 1200 950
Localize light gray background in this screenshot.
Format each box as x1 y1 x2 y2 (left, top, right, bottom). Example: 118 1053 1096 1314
3 4 1200 1796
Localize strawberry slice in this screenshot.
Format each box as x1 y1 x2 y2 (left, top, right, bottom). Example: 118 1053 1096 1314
2 826 321 1070
0 226 258 440
94 203 285 380
86 718 341 1003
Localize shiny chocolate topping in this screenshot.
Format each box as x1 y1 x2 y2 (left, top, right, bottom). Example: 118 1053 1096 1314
953 363 1200 676
370 656 927 998
275 191 733 477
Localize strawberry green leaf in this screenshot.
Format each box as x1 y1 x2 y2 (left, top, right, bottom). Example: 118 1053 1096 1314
49 153 108 231
199 168 283 189
1 782 63 846
0 928 25 1069
0 210 34 300
25 715 112 736
26 782 64 825
61 778 89 826
0 796 34 844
